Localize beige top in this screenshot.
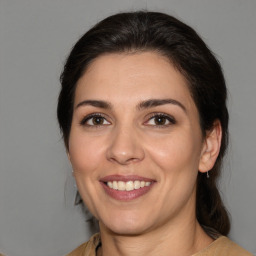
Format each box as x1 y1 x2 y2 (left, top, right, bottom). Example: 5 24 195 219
66 233 253 256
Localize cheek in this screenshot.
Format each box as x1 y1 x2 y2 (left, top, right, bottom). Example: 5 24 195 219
68 130 104 216
146 130 202 175
68 129 104 174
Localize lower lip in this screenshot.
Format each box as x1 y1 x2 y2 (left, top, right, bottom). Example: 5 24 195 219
101 182 154 201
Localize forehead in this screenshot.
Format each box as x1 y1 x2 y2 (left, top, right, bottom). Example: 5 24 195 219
75 52 195 109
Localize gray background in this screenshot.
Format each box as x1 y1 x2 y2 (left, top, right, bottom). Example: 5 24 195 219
0 0 255 255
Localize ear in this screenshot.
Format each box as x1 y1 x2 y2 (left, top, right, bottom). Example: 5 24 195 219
199 120 222 173
67 152 75 176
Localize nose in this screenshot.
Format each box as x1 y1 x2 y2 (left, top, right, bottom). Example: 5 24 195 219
106 125 145 165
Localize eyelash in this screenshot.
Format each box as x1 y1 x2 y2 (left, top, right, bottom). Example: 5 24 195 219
144 113 176 127
80 113 111 127
79 113 176 127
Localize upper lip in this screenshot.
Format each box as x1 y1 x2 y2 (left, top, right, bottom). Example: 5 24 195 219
100 175 155 183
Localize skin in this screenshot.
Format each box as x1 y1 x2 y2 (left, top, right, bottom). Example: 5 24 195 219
68 52 222 256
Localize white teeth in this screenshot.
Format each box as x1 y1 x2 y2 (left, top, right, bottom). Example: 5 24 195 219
106 180 152 191
107 181 113 188
134 180 141 189
113 181 118 190
125 181 134 191
117 181 126 191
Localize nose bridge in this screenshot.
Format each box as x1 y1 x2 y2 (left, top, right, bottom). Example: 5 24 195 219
106 121 144 165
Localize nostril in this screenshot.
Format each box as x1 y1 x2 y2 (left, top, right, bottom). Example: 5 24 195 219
108 155 143 165
106 131 145 164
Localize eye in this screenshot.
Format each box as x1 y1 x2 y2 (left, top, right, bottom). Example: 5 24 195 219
145 113 176 127
80 114 111 126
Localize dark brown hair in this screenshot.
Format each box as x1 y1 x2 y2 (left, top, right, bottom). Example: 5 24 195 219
57 11 230 235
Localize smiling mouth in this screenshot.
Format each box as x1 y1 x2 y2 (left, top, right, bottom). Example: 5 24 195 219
100 175 155 201
106 180 152 191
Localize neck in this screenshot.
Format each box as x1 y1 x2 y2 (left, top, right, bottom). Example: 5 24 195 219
98 212 213 256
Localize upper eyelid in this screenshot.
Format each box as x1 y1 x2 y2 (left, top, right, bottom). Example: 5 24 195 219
80 113 111 125
146 112 176 120
144 113 177 126
78 112 176 125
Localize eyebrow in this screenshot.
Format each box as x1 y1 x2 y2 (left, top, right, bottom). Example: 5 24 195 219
75 98 187 113
138 99 187 113
76 100 112 109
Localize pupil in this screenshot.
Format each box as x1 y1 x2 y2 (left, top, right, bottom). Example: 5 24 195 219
93 117 103 125
156 117 166 125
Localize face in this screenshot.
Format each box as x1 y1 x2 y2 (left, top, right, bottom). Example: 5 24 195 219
68 52 208 235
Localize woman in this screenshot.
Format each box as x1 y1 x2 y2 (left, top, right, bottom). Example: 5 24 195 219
57 11 252 256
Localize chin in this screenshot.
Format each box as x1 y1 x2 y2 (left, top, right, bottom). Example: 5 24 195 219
105 223 149 236
100 213 153 236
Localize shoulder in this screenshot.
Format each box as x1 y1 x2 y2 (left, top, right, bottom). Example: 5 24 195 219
194 236 253 256
65 233 100 256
